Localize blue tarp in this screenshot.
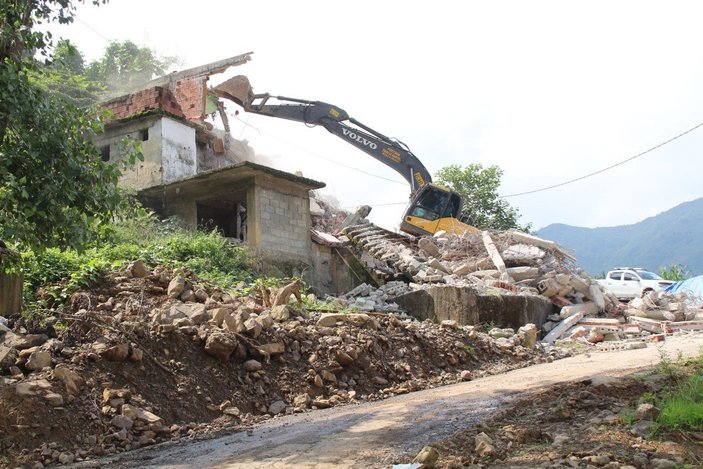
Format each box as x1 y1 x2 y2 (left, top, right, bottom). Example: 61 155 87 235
665 275 703 306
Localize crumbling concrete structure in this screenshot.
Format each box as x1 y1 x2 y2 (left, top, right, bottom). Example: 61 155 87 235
95 53 343 279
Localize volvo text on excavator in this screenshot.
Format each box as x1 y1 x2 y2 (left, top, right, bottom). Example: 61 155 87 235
214 76 479 237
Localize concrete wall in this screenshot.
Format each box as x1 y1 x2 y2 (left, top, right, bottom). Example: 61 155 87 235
394 285 555 330
311 244 369 296
98 116 197 191
160 117 197 183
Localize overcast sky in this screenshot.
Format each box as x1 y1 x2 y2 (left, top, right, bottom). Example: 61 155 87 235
49 1 703 231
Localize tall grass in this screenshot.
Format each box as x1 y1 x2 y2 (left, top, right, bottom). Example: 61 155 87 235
657 373 703 431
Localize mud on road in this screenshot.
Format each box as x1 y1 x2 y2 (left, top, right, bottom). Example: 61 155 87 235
75 333 703 469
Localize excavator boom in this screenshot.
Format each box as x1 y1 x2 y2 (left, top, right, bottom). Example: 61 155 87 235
214 76 431 192
215 75 479 237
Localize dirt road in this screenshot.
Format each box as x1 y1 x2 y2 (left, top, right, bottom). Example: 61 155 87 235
76 333 703 469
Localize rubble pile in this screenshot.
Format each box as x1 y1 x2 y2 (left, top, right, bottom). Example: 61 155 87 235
0 262 552 467
334 281 412 312
341 223 620 340
309 194 350 234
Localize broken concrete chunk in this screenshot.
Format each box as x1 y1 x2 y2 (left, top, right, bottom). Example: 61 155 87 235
559 302 598 319
506 266 539 282
518 324 538 348
501 244 546 262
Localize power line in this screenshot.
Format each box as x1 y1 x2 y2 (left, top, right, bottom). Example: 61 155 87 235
74 17 112 43
502 120 703 198
231 114 408 186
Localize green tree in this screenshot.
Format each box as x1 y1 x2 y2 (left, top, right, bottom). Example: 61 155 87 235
434 163 530 231
660 264 690 282
0 0 130 261
85 40 177 95
32 38 103 107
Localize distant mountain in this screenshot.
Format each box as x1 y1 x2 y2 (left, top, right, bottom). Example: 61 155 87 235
536 198 703 276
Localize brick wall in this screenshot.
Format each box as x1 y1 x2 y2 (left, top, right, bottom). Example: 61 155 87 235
257 186 310 258
103 76 207 124
103 87 184 123
173 77 207 122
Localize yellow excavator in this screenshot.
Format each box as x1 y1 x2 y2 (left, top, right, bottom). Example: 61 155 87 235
214 76 479 237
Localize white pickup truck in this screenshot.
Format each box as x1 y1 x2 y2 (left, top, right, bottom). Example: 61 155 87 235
597 267 675 300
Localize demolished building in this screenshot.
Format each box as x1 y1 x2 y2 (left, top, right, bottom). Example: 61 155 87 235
97 53 365 293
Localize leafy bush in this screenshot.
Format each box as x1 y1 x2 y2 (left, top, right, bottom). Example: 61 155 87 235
22 203 255 312
659 263 691 282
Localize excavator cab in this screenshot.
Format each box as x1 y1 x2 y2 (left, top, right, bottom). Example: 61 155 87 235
401 185 479 237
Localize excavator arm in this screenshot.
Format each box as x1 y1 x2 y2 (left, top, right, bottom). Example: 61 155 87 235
214 76 431 193
215 75 479 237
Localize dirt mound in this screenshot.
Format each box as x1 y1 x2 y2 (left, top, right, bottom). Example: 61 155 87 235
414 376 703 468
0 263 559 468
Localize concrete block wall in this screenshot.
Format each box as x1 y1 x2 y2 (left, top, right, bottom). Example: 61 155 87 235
256 186 310 259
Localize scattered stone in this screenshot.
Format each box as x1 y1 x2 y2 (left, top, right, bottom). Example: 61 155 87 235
270 304 291 322
110 415 134 430
258 342 285 356
9 333 48 350
474 432 495 457
413 445 440 467
635 403 660 421
121 404 162 424
268 400 286 415
167 276 186 299
129 260 150 278
223 406 241 417
26 350 52 370
460 370 472 381
204 333 238 361
15 379 52 397
630 419 655 437
243 359 262 372
53 365 84 396
43 392 64 406
100 343 130 361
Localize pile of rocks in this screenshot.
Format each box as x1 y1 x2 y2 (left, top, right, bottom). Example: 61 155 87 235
0 261 555 467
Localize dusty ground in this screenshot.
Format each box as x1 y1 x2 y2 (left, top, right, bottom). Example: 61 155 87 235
0 266 553 468
64 333 703 469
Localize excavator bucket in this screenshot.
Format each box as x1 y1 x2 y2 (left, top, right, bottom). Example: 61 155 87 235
213 75 255 107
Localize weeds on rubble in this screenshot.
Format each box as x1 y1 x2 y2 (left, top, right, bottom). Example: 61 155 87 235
21 203 256 317
619 409 636 426
653 349 686 382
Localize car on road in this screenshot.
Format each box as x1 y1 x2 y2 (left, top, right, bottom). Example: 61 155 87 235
597 267 675 300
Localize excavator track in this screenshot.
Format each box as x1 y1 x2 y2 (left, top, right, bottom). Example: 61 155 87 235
341 222 427 284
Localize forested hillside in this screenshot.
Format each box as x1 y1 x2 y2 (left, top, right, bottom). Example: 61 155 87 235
537 198 703 276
